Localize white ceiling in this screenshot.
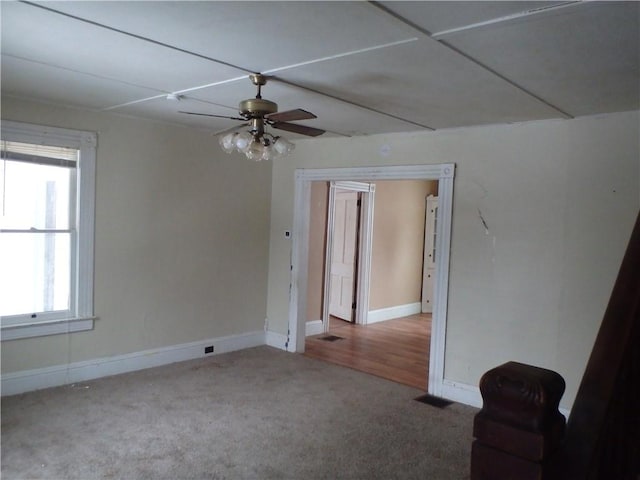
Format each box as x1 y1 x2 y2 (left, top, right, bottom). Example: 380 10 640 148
2 1 639 139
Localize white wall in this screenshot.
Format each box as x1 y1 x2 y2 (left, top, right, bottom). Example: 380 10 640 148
265 111 640 409
1 97 272 374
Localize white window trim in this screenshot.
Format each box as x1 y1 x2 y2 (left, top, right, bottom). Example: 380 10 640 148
1 121 97 340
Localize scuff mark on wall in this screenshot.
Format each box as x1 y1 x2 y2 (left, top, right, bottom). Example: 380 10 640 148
478 209 490 235
478 208 497 263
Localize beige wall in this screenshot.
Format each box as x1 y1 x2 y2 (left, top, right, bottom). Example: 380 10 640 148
1 97 272 374
266 111 640 409
369 180 437 310
306 181 328 321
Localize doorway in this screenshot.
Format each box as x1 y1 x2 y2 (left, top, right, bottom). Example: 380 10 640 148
309 179 437 388
289 164 455 398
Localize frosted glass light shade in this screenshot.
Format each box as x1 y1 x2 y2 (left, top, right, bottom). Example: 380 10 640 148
273 137 294 156
234 132 253 152
261 145 274 161
246 140 265 161
219 132 236 153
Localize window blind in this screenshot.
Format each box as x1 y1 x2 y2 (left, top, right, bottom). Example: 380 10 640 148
1 140 78 168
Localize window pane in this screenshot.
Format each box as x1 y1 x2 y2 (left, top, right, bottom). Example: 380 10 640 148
1 160 73 230
0 232 71 316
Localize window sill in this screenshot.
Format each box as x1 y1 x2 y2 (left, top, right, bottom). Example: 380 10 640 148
1 317 96 341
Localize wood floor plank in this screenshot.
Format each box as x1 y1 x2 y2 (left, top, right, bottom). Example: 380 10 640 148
304 313 431 390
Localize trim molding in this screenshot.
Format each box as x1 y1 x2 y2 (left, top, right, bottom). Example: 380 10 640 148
1 330 265 396
441 379 483 408
1 317 95 341
265 330 288 351
305 320 324 337
367 302 422 324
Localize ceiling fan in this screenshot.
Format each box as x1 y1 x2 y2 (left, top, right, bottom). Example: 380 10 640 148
180 74 325 160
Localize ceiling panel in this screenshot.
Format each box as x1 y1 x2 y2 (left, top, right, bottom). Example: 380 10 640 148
107 96 243 133
36 1 418 74
378 1 564 34
444 2 640 116
179 79 424 137
1 1 244 96
1 55 162 110
273 38 563 129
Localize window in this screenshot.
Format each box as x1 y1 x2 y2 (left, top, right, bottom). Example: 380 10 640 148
1 121 96 340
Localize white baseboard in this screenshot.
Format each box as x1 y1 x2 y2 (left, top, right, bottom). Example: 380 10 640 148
1 330 265 396
305 320 323 336
367 302 422 324
439 378 572 418
265 330 288 351
440 379 483 408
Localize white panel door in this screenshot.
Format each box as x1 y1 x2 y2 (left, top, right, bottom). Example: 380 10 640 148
329 191 359 321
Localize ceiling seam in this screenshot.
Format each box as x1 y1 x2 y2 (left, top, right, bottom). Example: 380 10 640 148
431 1 583 39
368 1 574 120
262 38 419 76
101 76 250 111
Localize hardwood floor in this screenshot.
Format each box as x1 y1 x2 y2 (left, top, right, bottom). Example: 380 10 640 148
304 313 431 390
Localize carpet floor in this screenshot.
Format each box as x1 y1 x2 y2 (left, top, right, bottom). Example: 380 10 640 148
1 346 477 479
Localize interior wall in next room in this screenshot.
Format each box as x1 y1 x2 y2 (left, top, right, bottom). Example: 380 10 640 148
369 180 438 311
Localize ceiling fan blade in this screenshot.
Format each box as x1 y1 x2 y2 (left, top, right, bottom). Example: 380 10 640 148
271 122 325 137
266 109 317 122
179 111 245 121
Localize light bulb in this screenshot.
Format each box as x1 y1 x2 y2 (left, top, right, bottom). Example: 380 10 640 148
219 132 236 153
246 140 265 161
234 132 253 152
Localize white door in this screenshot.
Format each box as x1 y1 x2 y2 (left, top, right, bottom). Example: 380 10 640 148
422 195 438 313
329 190 359 321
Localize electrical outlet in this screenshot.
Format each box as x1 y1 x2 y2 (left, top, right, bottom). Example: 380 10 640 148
204 345 214 354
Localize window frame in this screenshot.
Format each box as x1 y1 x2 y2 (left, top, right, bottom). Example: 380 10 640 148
1 121 97 340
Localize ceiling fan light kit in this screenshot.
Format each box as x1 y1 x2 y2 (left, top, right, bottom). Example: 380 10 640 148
182 74 324 161
218 128 295 161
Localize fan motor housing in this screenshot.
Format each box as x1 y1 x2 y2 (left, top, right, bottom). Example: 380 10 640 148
239 98 278 117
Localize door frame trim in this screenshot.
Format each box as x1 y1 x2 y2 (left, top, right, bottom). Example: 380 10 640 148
289 164 455 397
323 181 375 332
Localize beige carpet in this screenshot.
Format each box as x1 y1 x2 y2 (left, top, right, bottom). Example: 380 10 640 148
1 346 477 479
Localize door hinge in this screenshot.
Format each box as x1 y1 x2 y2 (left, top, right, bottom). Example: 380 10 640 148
357 199 362 207
352 302 357 309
